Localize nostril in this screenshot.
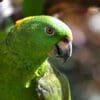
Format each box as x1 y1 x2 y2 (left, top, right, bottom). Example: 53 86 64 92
61 37 69 43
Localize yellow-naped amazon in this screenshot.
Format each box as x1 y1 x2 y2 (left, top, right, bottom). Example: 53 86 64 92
0 16 73 100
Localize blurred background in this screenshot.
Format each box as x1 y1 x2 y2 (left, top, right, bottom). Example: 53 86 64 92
0 0 100 100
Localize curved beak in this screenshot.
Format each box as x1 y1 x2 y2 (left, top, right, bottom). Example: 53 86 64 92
54 37 72 62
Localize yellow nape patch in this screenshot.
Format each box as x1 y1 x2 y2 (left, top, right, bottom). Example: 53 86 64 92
16 16 33 27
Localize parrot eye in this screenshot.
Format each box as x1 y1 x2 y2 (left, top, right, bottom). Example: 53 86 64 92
45 26 54 36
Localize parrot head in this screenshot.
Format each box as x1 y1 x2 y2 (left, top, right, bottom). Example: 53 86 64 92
7 16 73 63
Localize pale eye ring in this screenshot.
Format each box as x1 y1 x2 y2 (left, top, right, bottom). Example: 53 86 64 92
45 26 54 36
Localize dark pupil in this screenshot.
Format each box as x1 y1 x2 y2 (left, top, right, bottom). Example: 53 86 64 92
47 28 53 34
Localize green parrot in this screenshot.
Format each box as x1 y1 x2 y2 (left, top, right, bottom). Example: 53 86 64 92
0 15 73 100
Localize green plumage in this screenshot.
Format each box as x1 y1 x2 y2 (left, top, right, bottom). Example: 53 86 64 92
0 16 72 100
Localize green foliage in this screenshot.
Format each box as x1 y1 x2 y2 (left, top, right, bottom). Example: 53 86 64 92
5 18 14 33
22 0 44 16
0 18 13 43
